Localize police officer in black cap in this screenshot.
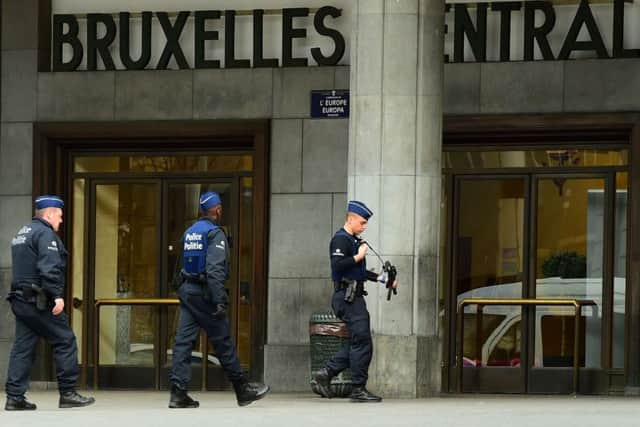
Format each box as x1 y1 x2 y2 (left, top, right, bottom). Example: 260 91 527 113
5 195 95 410
169 192 269 408
313 200 398 402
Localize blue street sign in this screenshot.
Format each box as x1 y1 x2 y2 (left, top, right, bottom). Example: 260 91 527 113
310 89 349 118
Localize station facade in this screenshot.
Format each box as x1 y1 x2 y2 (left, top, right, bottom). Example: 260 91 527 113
1 0 640 396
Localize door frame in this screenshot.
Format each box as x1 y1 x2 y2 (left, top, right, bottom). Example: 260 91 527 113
88 177 162 388
441 113 637 393
450 174 531 393
32 120 270 388
449 169 625 393
527 172 611 393
85 176 243 389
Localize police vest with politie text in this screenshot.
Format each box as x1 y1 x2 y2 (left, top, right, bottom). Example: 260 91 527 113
181 217 228 282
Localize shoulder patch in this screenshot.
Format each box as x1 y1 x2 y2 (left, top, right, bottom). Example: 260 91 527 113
17 226 32 235
11 235 26 246
331 248 345 257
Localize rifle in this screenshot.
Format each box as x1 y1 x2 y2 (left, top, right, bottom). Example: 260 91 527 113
382 261 398 301
362 242 398 301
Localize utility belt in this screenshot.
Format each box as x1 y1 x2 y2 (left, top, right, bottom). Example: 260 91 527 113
334 280 367 302
9 283 49 310
180 271 207 285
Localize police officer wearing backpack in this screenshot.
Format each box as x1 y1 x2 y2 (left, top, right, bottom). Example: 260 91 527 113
169 192 269 408
313 201 398 403
5 195 95 410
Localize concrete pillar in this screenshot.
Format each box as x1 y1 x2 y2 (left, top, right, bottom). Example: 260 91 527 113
0 0 50 387
348 0 444 397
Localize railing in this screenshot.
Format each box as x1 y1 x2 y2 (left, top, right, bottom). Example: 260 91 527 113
456 298 597 394
93 298 209 390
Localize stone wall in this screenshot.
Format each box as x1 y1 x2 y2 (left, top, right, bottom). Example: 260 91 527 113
0 0 41 385
2 0 640 395
444 59 640 115
0 1 349 391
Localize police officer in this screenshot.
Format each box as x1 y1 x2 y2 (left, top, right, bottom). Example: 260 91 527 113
169 192 269 408
5 195 95 410
313 201 398 403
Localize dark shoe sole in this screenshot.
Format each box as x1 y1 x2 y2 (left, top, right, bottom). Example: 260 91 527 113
349 398 383 403
5 405 36 411
238 385 270 407
168 402 200 409
59 398 95 409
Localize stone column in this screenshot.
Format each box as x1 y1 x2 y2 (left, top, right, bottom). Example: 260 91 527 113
348 0 444 397
0 0 49 385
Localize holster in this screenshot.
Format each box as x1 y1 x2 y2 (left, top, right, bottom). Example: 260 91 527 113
343 282 366 303
344 282 356 303
17 283 49 310
171 272 185 290
34 285 48 311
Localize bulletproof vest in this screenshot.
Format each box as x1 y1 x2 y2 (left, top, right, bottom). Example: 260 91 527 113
182 219 218 275
331 228 367 282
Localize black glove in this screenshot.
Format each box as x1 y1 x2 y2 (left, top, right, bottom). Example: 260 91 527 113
172 272 185 291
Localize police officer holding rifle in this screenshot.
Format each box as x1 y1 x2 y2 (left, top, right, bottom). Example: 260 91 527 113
313 201 398 402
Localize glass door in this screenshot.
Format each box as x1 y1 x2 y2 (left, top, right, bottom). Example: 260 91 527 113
91 180 161 388
528 175 607 393
451 172 624 393
453 176 528 392
87 177 252 389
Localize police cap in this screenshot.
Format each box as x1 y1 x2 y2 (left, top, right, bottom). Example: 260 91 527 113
199 192 222 211
35 195 64 210
347 200 373 220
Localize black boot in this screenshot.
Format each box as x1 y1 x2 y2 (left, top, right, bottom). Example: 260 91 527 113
349 385 382 403
312 367 334 398
59 391 95 408
5 396 36 411
168 385 199 408
233 379 270 407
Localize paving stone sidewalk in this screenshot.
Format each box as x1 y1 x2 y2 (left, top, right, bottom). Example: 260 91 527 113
1 391 640 427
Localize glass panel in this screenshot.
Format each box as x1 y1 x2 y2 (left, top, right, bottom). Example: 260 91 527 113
487 319 521 367
613 172 628 368
71 179 85 361
95 183 159 366
237 177 254 366
74 157 120 173
75 155 253 173
456 179 525 367
444 149 628 170
535 178 605 368
165 181 232 369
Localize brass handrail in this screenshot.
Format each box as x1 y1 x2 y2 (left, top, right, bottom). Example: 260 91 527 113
456 298 597 394
95 298 179 306
93 298 209 390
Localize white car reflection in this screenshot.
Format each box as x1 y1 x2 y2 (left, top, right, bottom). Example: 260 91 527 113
457 277 625 368
128 343 221 366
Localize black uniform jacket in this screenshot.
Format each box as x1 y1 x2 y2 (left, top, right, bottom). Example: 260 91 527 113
11 217 67 299
330 228 378 283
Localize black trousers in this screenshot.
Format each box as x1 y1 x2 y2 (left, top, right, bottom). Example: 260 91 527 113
5 298 79 398
169 283 243 389
326 289 373 386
